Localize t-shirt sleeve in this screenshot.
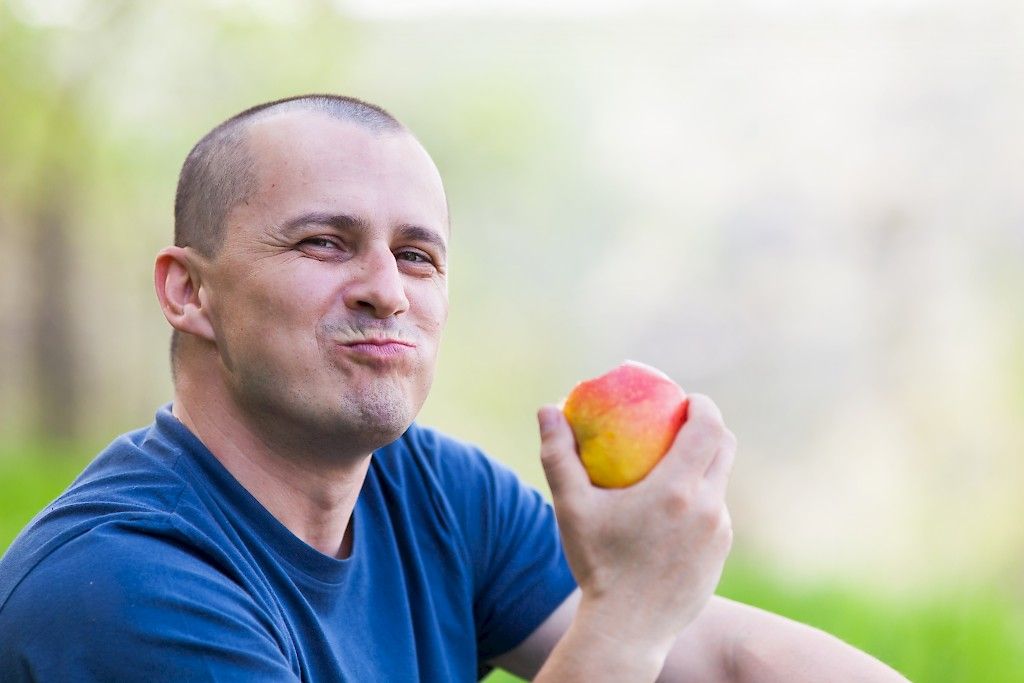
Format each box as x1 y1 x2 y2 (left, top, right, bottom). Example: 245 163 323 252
426 432 577 661
0 520 298 682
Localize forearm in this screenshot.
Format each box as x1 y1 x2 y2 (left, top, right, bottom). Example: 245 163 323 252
728 602 908 683
533 602 673 683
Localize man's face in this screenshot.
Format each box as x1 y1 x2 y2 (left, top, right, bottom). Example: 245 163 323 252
198 111 449 451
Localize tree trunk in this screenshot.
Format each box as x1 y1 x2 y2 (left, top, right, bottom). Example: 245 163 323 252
28 168 79 442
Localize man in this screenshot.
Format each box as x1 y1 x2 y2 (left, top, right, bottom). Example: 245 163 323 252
0 94 907 681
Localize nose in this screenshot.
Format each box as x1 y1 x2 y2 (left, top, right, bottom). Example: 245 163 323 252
343 245 410 319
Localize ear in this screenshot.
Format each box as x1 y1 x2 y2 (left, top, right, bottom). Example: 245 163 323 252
154 246 216 343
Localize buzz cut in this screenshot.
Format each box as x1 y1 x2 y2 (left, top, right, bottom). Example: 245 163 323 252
173 93 405 257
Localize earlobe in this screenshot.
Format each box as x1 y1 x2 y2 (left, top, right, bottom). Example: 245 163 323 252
154 246 216 343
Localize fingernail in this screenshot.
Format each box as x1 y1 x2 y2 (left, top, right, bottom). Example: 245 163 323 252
537 406 557 435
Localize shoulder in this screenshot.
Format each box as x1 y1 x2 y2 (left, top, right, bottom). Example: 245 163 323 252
0 411 276 640
3 515 241 614
0 419 198 606
0 518 294 681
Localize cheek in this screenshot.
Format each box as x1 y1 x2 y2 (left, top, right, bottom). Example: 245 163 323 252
412 286 448 339
246 264 333 318
219 268 329 356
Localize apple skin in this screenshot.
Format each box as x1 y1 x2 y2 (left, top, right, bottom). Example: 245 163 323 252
562 361 689 488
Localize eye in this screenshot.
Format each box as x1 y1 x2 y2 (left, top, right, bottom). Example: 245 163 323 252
301 237 340 249
396 250 433 265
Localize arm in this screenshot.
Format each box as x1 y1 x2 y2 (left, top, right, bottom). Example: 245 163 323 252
493 590 908 682
714 596 908 682
490 397 907 682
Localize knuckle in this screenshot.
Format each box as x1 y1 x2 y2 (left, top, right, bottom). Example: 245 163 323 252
704 417 727 442
718 524 734 554
688 392 711 408
539 439 570 468
714 443 737 477
695 499 721 531
539 444 560 466
663 482 697 514
689 394 725 426
553 501 583 528
690 414 726 444
716 508 734 546
719 506 733 533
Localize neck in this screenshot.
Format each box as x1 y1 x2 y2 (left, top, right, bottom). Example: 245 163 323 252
171 379 372 559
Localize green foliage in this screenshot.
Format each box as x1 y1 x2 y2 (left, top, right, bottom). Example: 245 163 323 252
0 443 92 551
715 560 1024 682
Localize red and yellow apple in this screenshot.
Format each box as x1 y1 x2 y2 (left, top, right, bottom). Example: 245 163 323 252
562 361 689 488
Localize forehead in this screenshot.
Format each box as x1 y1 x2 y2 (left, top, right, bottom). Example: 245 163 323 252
242 111 448 232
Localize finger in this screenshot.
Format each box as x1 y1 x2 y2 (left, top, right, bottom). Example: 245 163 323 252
653 394 727 480
703 429 737 498
537 405 591 498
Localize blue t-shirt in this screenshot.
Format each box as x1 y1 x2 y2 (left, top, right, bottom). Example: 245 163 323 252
0 406 576 681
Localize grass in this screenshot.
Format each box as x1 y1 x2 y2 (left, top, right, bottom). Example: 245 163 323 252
713 560 1024 682
2 446 1021 681
0 442 93 551
485 564 1024 682
482 560 1024 682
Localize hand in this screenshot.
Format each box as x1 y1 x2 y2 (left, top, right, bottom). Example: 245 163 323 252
537 394 736 659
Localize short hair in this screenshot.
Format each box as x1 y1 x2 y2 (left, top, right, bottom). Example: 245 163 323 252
169 94 406 378
174 94 404 257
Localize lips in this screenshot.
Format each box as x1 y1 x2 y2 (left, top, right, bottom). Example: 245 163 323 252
338 338 416 359
342 338 415 348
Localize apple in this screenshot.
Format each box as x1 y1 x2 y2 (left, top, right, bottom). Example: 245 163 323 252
561 361 689 488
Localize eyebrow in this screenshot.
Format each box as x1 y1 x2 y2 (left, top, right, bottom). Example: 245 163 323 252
280 211 448 260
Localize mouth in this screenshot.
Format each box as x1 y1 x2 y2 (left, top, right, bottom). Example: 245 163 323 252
337 338 417 360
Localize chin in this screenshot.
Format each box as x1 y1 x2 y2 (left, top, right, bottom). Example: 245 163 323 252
347 385 419 444
355 405 411 445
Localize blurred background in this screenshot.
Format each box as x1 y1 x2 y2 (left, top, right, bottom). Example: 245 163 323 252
1 0 1022 679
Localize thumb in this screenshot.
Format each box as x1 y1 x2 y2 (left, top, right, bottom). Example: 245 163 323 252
537 405 590 497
